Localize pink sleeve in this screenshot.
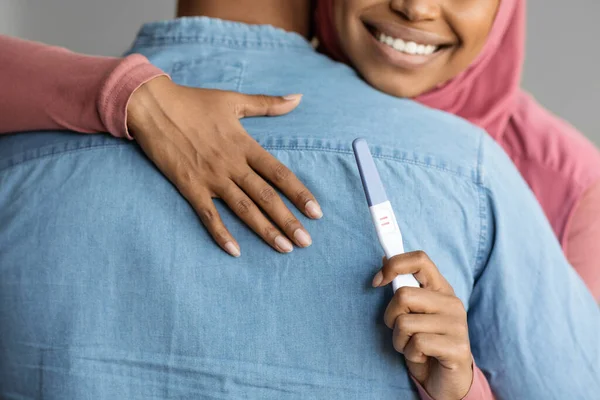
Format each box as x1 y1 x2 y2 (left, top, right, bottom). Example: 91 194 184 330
0 35 167 139
565 180 600 301
413 363 494 400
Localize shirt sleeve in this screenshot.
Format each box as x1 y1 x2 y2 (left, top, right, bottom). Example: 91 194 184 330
412 363 494 400
565 180 600 301
0 35 167 139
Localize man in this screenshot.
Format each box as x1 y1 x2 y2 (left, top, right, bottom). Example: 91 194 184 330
0 2 598 399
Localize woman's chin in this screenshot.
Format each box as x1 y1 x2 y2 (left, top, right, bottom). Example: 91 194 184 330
363 72 435 99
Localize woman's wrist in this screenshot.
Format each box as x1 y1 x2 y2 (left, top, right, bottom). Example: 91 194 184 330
97 54 166 139
126 75 172 136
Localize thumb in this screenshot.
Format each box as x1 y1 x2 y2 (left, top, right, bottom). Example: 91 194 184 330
230 93 303 118
406 360 429 386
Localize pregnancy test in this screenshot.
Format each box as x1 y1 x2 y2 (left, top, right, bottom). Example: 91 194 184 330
352 138 420 292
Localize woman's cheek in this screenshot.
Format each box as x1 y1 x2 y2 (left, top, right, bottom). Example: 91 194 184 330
447 0 499 55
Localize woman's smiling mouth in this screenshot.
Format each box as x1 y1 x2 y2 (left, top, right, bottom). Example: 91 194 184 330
363 21 454 69
377 31 438 55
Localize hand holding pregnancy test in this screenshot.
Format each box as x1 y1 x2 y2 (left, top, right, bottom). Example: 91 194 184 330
352 138 420 291
353 139 475 399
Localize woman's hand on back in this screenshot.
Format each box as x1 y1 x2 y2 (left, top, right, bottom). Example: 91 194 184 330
127 76 322 257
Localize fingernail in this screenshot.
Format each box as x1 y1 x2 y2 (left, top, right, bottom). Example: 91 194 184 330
305 201 323 219
224 242 241 257
283 94 303 101
372 271 383 287
275 235 294 253
293 229 312 248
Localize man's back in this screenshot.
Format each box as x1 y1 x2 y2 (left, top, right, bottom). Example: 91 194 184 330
0 18 598 399
133 17 486 294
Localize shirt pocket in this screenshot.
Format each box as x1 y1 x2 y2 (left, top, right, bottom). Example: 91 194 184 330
170 59 245 92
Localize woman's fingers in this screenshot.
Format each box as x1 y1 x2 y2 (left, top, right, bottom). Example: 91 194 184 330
234 170 312 248
225 93 320 221
247 143 323 220
219 182 294 254
403 333 472 370
194 199 241 258
174 181 241 257
228 92 303 118
373 251 454 294
392 313 468 353
383 287 466 329
130 84 320 255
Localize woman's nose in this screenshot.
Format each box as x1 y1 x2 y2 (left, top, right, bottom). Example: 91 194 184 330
390 0 442 22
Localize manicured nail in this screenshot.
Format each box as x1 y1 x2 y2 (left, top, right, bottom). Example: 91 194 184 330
275 235 294 253
305 200 323 219
224 242 241 257
372 271 383 287
283 94 303 101
293 229 312 248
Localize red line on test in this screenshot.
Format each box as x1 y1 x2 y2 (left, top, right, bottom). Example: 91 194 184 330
381 222 390 226
380 216 388 221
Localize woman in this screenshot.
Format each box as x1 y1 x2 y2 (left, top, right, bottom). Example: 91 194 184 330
0 3 499 396
0 1 595 398
313 0 600 298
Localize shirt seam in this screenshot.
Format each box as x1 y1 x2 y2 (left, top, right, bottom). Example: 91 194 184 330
473 134 489 281
0 142 129 174
262 145 476 180
237 61 247 93
133 36 312 52
1 142 478 182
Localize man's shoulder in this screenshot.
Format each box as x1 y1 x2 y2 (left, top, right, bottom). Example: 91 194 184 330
133 18 496 185
181 55 486 181
241 59 489 183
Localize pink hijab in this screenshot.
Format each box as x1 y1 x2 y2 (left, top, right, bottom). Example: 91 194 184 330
314 0 600 247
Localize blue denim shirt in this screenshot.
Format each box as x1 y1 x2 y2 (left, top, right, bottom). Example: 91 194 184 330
0 18 598 399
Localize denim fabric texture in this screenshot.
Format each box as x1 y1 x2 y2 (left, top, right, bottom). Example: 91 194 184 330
0 17 598 399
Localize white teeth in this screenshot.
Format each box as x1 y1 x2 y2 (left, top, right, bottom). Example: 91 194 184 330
405 41 417 55
393 38 405 51
424 45 436 55
378 33 438 56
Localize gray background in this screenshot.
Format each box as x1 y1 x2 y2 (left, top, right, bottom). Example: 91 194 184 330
1 0 598 144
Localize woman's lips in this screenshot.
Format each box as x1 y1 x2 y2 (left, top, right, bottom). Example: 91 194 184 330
367 21 454 47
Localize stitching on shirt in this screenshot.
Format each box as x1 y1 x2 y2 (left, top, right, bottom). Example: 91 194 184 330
1 139 486 288
133 36 311 52
1 142 476 183
236 62 247 93
170 60 245 91
473 134 490 282
0 143 130 174
473 185 490 282
262 145 474 181
476 133 485 186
